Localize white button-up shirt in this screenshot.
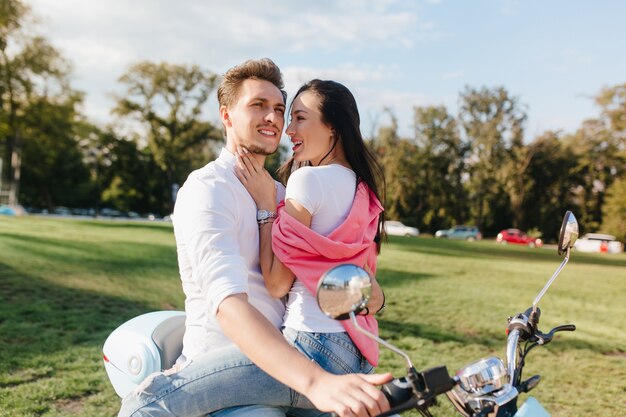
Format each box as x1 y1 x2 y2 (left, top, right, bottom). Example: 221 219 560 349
173 148 285 361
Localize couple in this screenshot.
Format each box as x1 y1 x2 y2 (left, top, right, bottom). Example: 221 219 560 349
119 58 390 417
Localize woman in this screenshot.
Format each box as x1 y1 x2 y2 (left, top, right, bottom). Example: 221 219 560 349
235 79 386 375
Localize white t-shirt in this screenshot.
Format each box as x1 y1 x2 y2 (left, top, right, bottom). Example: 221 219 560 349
282 164 357 332
173 148 286 361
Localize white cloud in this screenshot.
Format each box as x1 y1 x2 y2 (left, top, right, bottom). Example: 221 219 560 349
563 48 593 64
26 0 445 128
441 71 464 80
551 48 593 73
499 0 520 16
282 64 396 89
29 0 435 61
279 63 434 137
23 0 612 143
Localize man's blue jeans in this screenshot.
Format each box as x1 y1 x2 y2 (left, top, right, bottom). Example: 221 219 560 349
118 329 373 416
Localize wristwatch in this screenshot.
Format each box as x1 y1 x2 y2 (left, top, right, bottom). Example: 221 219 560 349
256 210 277 223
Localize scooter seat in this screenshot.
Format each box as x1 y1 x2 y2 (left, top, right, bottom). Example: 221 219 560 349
102 311 186 397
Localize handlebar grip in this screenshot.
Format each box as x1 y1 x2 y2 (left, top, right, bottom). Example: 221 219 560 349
381 377 414 408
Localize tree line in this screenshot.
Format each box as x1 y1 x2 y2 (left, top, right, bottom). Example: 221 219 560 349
0 0 284 217
1 0 625 241
373 85 626 241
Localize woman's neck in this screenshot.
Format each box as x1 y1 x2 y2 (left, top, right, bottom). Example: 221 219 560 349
316 153 350 169
315 142 350 168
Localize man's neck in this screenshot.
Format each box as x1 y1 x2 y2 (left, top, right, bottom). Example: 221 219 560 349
225 142 266 165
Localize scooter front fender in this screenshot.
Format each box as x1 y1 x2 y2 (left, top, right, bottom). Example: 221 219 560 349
513 397 550 417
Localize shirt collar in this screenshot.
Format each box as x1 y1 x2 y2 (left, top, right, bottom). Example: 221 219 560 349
218 147 237 169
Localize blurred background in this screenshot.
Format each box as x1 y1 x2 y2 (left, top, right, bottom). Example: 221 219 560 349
2 0 626 241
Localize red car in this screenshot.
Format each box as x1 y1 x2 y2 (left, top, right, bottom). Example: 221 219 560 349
496 228 543 248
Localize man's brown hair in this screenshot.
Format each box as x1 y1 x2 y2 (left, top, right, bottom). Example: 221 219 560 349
217 58 286 108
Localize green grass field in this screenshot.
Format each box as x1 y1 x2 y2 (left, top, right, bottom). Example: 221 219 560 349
0 216 624 417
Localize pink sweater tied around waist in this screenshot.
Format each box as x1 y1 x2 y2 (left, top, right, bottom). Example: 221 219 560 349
271 181 383 367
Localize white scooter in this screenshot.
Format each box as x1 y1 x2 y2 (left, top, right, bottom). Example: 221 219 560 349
103 210 578 416
103 310 185 397
315 211 579 417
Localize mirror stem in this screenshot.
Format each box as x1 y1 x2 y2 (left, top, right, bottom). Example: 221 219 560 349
532 247 570 315
349 312 415 369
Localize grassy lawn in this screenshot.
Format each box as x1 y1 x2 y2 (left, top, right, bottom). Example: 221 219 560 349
0 216 624 416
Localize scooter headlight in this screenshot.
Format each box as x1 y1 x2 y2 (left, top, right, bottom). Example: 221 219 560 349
455 356 508 396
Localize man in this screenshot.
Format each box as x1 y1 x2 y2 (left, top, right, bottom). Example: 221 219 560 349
118 58 391 417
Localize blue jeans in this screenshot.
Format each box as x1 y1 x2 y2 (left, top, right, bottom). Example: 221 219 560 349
118 329 372 416
281 328 373 376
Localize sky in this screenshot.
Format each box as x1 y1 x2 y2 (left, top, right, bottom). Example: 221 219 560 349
26 0 626 140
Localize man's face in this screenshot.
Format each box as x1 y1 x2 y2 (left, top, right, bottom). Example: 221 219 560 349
221 78 285 155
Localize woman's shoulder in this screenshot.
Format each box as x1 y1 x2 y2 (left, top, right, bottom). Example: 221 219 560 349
286 166 319 189
287 165 355 189
294 164 354 176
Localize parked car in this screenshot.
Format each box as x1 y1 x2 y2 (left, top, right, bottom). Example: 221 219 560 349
435 225 482 241
99 208 125 218
384 220 419 237
0 205 16 216
0 204 25 216
53 206 72 216
574 233 624 254
496 228 543 248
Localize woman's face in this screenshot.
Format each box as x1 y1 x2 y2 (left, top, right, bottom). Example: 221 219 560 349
286 90 334 165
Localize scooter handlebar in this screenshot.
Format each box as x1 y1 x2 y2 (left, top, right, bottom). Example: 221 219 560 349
377 366 454 416
381 377 414 408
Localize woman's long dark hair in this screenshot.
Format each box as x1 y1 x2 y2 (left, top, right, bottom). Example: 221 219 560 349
278 79 386 251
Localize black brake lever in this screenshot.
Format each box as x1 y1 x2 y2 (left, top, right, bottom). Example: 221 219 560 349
517 375 541 393
552 324 576 333
535 324 576 345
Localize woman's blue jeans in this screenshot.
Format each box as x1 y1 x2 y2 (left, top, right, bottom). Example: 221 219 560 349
117 329 373 416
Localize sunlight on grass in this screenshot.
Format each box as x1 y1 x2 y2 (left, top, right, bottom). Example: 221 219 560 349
0 218 624 416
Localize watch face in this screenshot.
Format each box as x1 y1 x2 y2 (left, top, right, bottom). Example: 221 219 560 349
257 210 276 221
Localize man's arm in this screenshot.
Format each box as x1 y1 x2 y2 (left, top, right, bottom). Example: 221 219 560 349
258 216 296 298
216 294 392 417
234 149 296 298
257 196 312 297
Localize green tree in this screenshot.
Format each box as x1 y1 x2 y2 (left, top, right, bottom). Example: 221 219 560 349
458 86 527 234
100 134 170 215
594 82 626 241
412 105 467 231
601 177 626 242
0 0 71 206
113 61 222 211
522 131 579 241
79 127 172 216
19 95 92 210
564 118 624 232
372 113 420 224
595 82 626 137
75 120 107 213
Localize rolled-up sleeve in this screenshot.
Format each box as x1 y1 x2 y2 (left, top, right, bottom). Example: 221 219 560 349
175 175 248 315
285 167 322 215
